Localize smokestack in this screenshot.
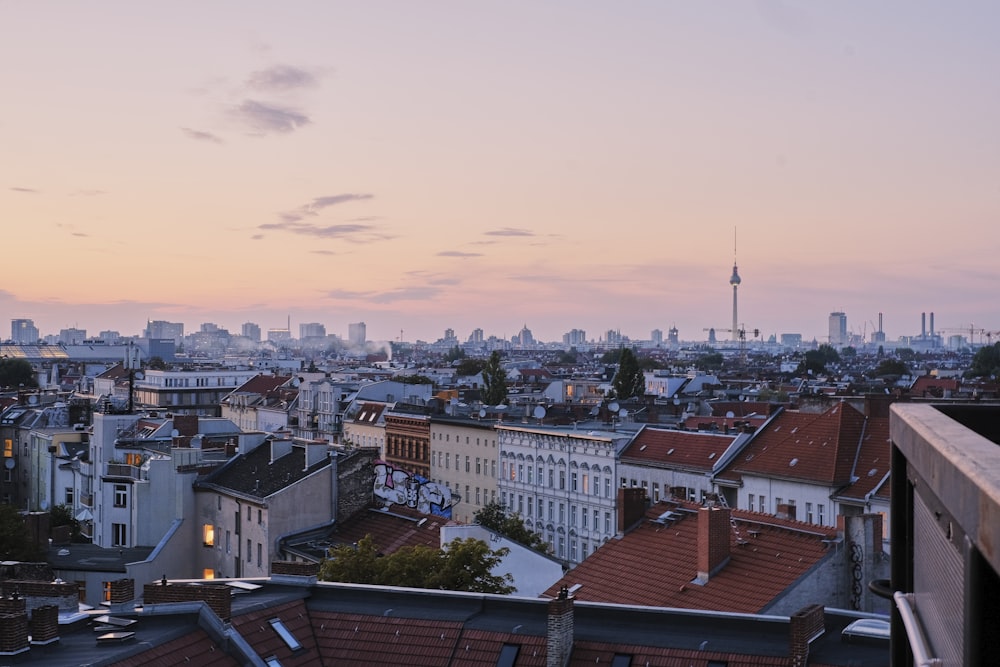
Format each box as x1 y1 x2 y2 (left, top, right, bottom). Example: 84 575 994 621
696 506 732 584
930 312 935 337
879 312 883 333
921 312 926 338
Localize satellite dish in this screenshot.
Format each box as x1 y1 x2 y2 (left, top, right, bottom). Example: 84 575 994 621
619 408 629 419
589 406 600 417
171 429 180 437
673 397 681 406
725 411 736 419
134 371 144 380
4 458 14 469
479 408 487 418
608 402 620 413
533 405 546 419
27 395 38 405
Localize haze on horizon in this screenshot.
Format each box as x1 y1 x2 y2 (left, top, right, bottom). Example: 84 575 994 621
3 2 999 345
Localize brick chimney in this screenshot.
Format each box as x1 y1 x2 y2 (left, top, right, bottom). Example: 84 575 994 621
696 506 732 584
108 578 135 613
0 611 29 656
789 604 825 667
616 486 647 534
143 581 232 622
546 587 574 667
776 503 797 521
29 604 59 645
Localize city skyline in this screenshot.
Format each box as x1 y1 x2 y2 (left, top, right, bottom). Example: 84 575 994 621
3 3 999 344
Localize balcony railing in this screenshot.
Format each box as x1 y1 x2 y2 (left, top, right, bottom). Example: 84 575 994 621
104 463 140 480
80 493 94 507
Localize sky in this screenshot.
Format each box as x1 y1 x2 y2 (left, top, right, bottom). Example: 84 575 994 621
3 2 999 346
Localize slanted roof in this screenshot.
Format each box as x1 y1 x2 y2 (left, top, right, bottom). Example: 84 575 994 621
331 505 449 554
620 428 738 472
542 501 837 613
833 414 891 503
717 402 866 487
196 440 330 499
107 627 239 667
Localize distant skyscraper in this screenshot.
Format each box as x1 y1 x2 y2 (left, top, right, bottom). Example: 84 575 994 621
444 328 456 341
667 326 679 346
828 312 848 347
348 322 367 346
242 322 261 342
59 327 87 345
299 322 326 339
562 328 586 346
651 329 663 345
468 328 484 344
144 320 184 345
516 325 535 346
11 319 39 344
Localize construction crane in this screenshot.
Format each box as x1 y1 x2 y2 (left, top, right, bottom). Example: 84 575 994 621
702 325 761 366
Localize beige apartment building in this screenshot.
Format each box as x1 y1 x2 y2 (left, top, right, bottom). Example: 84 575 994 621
428 416 498 524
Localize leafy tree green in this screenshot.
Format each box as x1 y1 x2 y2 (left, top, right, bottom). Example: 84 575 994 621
443 346 466 363
399 374 434 385
481 351 508 406
841 346 857 359
473 501 549 552
50 504 83 543
146 356 168 370
896 347 916 362
795 344 841 376
611 347 644 399
455 358 486 377
0 504 42 561
0 358 38 390
695 352 724 371
872 359 910 378
556 348 578 364
968 343 1000 378
599 349 622 364
318 534 514 594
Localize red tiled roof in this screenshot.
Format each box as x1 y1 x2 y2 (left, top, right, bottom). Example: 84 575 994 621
107 628 240 667
834 415 891 502
718 403 866 486
621 428 738 471
332 505 450 554
231 598 322 667
709 401 778 418
235 374 292 396
543 501 837 613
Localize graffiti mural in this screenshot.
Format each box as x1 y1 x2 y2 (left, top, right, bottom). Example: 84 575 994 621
373 461 455 518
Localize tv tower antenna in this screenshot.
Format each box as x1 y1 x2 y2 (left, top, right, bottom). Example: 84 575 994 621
729 228 741 342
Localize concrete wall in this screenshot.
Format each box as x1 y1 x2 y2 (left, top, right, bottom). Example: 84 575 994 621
440 524 563 597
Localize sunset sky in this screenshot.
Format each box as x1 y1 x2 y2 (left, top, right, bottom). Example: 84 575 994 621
3 2 999 346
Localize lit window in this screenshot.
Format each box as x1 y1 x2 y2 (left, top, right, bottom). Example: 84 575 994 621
202 569 215 579
3 439 12 457
269 618 302 651
203 524 215 547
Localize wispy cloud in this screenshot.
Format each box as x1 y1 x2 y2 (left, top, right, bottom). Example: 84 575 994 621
278 193 376 224
324 284 445 304
485 227 534 237
10 187 37 193
181 127 224 144
258 221 391 243
230 99 310 135
245 65 318 92
437 250 483 258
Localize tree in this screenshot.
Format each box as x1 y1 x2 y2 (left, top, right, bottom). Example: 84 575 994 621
0 358 37 390
0 504 42 561
473 501 549 552
399 374 434 385
872 359 910 378
50 504 83 543
455 358 486 377
146 356 168 370
695 352 724 371
968 342 1000 378
611 347 644 399
795 344 841 376
318 534 515 594
556 348 578 364
481 351 508 406
443 346 466 363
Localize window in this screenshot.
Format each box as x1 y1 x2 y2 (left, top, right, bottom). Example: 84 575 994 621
594 475 600 495
113 484 128 508
548 469 554 488
517 464 524 482
582 508 588 529
559 503 565 523
476 458 481 475
652 482 660 502
202 524 215 547
269 618 302 651
748 494 755 510
593 509 599 531
517 494 523 514
112 523 127 546
570 505 577 527
582 473 589 494
491 460 496 478
527 465 533 484
466 456 470 473
818 504 825 525
226 530 231 554
571 472 578 492
605 511 611 533
202 568 215 579
620 477 627 488
548 501 554 521
247 539 252 562
759 496 766 513
526 497 533 517
2 439 11 457
806 502 814 523
102 581 111 603
538 498 544 517
258 509 262 525
476 487 481 504
65 487 74 505
559 470 566 490
605 478 611 498
258 542 262 566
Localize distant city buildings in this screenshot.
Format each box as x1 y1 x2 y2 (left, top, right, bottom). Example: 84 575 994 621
348 321 366 346
58 327 87 345
562 328 586 346
299 322 326 339
241 322 261 342
11 318 39 344
829 311 848 347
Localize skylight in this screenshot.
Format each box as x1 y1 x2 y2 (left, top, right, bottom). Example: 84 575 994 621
497 644 520 667
269 618 302 651
789 458 799 467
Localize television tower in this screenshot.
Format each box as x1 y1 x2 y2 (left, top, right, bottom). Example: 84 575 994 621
729 229 741 341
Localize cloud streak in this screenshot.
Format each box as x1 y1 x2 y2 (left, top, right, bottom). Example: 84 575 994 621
245 64 319 91
231 99 310 135
437 250 483 258
485 227 534 237
181 127 224 144
10 187 37 193
259 221 391 243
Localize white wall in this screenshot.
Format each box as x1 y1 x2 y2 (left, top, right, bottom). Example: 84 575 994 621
440 524 563 597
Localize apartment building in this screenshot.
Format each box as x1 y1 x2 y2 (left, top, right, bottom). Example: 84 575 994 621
428 415 497 523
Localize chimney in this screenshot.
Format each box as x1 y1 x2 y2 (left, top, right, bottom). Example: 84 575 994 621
789 604 825 667
616 487 647 534
0 611 29 656
29 604 59 645
546 587 574 667
696 506 732 584
930 311 935 337
921 312 926 338
776 503 797 521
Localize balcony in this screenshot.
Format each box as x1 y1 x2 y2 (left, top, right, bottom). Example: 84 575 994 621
80 492 94 508
104 463 140 480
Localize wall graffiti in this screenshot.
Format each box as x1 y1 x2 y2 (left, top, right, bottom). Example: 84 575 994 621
373 461 454 518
